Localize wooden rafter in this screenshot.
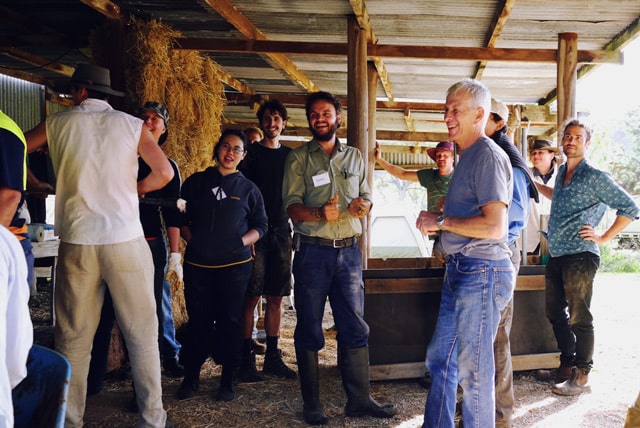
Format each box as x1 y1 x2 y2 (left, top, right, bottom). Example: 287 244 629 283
540 14 640 105
80 0 121 20
474 0 515 80
174 38 622 65
0 46 74 76
203 0 317 93
403 106 415 132
349 0 394 101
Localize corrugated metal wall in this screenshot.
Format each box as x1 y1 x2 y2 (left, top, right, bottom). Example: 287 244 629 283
0 73 45 131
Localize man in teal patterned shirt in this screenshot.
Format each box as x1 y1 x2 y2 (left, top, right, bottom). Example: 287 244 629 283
536 118 639 396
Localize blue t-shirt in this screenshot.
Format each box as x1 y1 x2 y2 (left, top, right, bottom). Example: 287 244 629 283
548 159 639 257
441 137 513 260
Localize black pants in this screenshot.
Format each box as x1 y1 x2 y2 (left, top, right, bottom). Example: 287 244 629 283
181 261 253 373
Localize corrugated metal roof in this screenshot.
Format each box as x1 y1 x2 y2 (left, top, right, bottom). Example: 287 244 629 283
1 0 639 147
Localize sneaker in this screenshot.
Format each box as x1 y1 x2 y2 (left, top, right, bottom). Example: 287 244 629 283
163 356 185 378
238 351 264 383
251 339 266 355
263 349 297 379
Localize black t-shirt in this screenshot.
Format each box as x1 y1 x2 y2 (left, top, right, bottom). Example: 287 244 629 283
239 142 291 234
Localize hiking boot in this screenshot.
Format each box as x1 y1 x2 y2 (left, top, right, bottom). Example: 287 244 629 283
252 339 266 355
238 351 264 383
163 356 185 378
552 367 590 396
263 349 297 379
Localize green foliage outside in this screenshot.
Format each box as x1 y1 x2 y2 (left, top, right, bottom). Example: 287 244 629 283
599 243 640 273
587 107 640 272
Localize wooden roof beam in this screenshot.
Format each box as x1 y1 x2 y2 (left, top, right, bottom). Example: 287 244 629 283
173 38 622 64
403 106 415 132
540 13 640 105
80 0 122 20
0 46 75 77
349 0 394 101
474 0 515 80
225 93 446 112
203 0 318 93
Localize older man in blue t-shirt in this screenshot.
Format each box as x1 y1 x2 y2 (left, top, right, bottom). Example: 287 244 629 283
416 79 514 428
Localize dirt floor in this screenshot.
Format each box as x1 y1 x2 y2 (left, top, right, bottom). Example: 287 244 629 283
29 272 640 427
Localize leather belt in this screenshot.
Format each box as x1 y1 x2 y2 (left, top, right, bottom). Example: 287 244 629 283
296 234 357 248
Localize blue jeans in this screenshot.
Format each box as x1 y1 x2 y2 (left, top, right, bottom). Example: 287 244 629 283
148 237 181 360
20 237 34 292
423 254 514 428
292 242 369 351
545 252 599 372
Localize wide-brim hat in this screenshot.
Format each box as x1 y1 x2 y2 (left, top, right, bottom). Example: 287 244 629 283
427 141 455 161
66 63 125 97
530 139 559 153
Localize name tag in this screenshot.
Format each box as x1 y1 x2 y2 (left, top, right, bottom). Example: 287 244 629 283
312 171 331 187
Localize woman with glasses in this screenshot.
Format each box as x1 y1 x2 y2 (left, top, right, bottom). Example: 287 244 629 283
177 129 268 402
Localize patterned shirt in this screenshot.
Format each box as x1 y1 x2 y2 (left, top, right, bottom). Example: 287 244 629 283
548 159 639 257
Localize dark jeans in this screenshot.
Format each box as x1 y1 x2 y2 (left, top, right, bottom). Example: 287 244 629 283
292 242 369 351
545 252 600 372
181 261 252 372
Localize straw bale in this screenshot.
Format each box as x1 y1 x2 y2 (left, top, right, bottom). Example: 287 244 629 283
94 18 226 329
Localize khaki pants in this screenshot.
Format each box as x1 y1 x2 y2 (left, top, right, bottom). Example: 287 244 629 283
625 392 640 428
54 237 166 428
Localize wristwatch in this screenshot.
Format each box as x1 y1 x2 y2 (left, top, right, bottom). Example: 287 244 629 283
436 215 446 230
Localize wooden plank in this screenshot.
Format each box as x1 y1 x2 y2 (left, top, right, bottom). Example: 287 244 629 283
512 353 559 371
370 362 425 381
370 353 560 381
365 277 442 294
364 274 545 293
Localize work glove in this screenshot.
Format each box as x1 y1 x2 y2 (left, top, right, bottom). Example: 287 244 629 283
167 252 183 282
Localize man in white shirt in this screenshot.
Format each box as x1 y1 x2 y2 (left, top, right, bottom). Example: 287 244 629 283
25 63 174 428
0 225 33 428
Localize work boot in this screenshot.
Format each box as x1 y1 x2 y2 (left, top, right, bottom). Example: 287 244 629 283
339 346 396 418
263 349 297 379
163 356 185 378
177 367 200 400
252 339 267 355
296 348 328 425
552 367 590 396
216 365 238 402
238 351 264 383
555 363 574 384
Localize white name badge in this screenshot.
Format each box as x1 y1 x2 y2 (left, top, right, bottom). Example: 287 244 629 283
312 171 331 187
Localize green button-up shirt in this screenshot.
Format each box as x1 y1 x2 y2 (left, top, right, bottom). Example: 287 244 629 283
283 139 371 239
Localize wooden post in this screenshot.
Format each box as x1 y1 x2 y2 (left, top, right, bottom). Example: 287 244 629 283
557 32 578 143
347 15 369 265
365 62 378 268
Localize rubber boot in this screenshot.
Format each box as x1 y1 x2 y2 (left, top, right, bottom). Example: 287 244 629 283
295 348 328 425
177 366 200 400
217 365 238 402
339 346 396 418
